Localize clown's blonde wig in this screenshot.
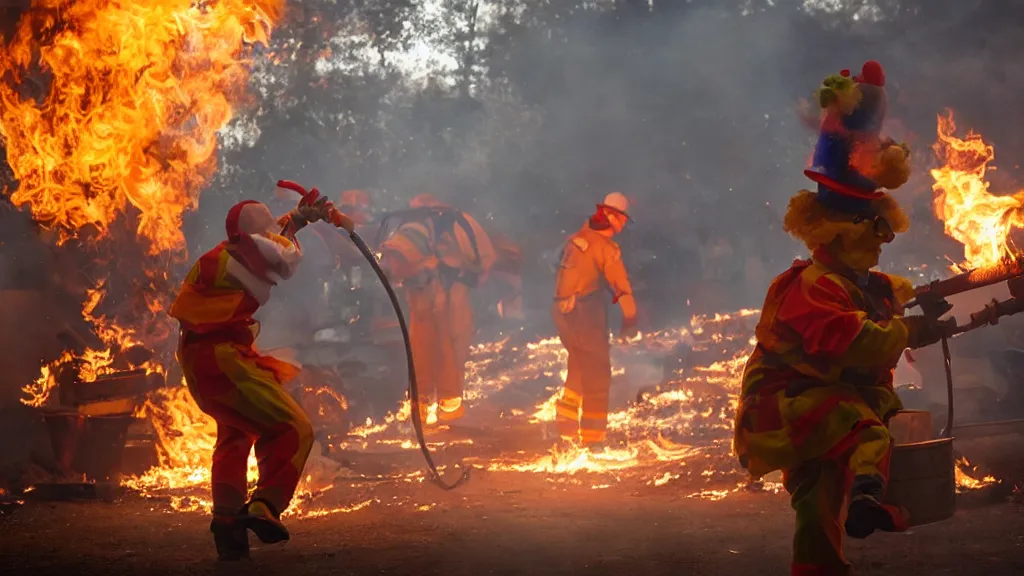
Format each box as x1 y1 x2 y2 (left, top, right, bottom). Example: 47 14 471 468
783 190 909 251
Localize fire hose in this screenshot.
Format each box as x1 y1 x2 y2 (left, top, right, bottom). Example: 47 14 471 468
277 180 471 490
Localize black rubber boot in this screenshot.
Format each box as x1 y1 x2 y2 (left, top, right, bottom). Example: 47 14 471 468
846 475 899 539
210 516 250 561
845 495 897 539
845 475 908 540
244 498 290 544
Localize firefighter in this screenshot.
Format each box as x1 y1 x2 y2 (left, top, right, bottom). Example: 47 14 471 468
377 209 460 424
553 192 638 447
733 61 952 576
408 193 496 421
169 190 342 560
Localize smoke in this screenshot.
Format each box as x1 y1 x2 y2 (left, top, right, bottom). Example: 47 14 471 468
175 1 1024 348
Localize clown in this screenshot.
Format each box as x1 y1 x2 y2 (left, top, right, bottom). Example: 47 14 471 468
733 61 951 575
169 188 340 560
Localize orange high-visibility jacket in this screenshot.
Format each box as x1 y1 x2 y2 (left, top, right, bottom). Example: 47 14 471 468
554 221 633 304
379 221 439 285
435 211 496 277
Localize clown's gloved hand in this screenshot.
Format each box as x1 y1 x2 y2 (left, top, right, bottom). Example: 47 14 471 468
904 315 957 349
290 194 335 227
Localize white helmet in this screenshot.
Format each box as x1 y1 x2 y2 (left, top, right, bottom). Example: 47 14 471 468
601 191 631 219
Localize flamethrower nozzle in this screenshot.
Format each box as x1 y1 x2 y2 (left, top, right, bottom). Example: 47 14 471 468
912 254 1024 302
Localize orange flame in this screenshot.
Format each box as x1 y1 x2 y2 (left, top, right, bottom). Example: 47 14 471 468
0 0 287 497
0 0 283 253
931 110 1024 269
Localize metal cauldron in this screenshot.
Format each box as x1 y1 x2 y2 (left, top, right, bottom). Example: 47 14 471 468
39 408 136 483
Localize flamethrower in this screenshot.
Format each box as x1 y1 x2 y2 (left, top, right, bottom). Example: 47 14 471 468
906 253 1024 332
277 180 471 491
904 253 1024 437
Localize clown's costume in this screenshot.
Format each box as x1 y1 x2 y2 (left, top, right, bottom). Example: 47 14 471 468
169 190 338 560
733 61 950 575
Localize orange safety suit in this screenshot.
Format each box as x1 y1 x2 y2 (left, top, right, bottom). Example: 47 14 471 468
734 249 915 576
552 221 635 444
379 220 460 415
434 210 496 414
170 231 314 519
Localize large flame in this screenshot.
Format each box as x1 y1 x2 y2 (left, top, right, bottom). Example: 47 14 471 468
931 110 1024 269
0 0 289 502
0 0 282 253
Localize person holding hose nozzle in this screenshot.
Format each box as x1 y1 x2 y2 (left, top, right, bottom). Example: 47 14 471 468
553 192 638 448
169 188 345 561
733 61 955 576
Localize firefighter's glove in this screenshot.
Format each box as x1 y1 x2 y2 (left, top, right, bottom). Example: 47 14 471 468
904 315 956 350
291 194 335 226
619 316 640 341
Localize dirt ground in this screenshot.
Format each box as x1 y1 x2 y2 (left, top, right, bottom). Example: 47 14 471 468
2 470 1023 576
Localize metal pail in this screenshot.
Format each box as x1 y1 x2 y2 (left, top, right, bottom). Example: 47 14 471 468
40 409 135 482
884 436 956 527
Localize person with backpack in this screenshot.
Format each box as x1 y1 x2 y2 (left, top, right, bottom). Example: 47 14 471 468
406 194 496 421
377 204 460 424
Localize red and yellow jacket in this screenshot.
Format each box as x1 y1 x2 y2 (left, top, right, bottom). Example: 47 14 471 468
170 242 261 337
734 249 915 477
170 235 304 385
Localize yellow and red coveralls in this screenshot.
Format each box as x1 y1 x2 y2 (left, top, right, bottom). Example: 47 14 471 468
434 211 496 413
379 220 460 414
734 250 915 576
553 221 634 444
170 237 314 518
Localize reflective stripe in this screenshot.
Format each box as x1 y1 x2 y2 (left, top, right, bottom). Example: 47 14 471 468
555 399 579 421
561 387 582 404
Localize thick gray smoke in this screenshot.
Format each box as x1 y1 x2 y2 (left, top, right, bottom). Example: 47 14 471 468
170 1 1024 428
